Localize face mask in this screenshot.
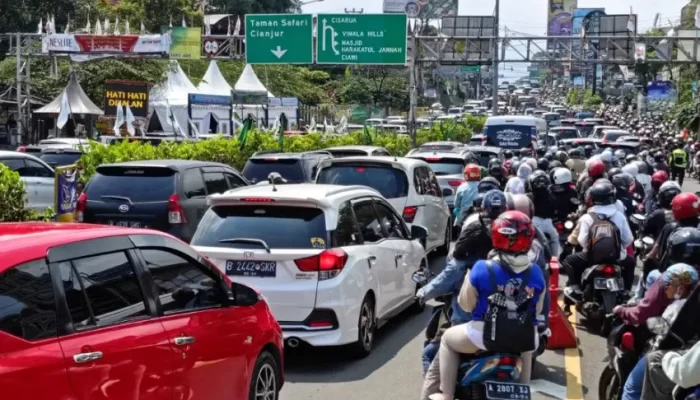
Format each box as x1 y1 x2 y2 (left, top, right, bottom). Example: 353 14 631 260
502 253 530 269
674 291 683 300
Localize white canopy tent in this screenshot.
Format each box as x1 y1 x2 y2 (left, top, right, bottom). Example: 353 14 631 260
232 64 298 128
148 61 197 134
192 60 233 135
197 60 233 95
234 64 274 98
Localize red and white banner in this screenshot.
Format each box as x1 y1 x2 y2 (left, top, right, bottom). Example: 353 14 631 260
44 34 167 54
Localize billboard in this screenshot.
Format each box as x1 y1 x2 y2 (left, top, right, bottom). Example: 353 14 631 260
646 81 677 112
104 80 149 118
571 8 605 77
548 0 578 49
383 0 457 19
161 26 202 59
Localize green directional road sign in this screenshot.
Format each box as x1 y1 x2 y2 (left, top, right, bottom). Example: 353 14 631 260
316 14 407 65
245 14 313 64
460 66 481 72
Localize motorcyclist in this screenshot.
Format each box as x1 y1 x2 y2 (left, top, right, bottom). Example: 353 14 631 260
576 159 606 203
563 180 635 298
622 162 647 203
427 211 546 400
453 164 481 228
616 263 699 400
566 148 586 181
669 142 689 186
537 157 550 172
504 163 532 195
488 159 508 189
644 170 670 214
611 172 636 219
642 181 681 241
477 177 501 194
653 151 670 173
635 160 653 197
528 171 562 257
550 168 579 221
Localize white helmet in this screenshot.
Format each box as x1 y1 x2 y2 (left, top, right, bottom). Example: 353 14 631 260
659 180 681 192
614 149 626 160
552 167 572 185
525 157 538 171
599 151 613 164
621 163 638 178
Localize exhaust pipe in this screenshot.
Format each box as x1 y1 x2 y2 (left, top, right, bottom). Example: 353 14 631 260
287 338 301 348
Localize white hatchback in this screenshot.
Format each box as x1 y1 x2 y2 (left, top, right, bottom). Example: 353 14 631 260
314 156 451 255
191 184 428 356
0 150 55 211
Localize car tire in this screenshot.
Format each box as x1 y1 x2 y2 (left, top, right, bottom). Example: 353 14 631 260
248 351 280 400
434 225 451 256
350 295 376 359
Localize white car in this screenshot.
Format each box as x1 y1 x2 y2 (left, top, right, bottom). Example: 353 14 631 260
314 156 451 255
191 184 428 356
0 150 55 211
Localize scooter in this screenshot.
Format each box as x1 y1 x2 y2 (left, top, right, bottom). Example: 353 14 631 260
564 263 628 331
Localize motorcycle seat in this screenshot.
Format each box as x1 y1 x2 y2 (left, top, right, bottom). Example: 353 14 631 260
459 350 520 361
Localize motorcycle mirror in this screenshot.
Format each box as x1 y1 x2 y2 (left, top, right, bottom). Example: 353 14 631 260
634 239 643 249
565 221 574 230
646 316 670 336
642 237 654 246
631 214 646 223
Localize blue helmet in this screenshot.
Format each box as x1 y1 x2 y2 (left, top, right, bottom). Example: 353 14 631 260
478 177 501 193
482 189 507 219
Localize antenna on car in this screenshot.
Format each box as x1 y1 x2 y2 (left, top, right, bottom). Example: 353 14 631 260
267 172 286 192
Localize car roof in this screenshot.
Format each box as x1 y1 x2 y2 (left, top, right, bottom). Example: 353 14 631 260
465 145 501 153
98 159 229 170
320 155 424 167
250 151 331 159
420 141 465 147
325 145 386 152
406 151 468 159
549 126 578 130
0 223 168 271
602 129 630 135
0 150 49 163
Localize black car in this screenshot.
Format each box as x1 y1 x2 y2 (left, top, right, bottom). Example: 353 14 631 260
39 148 83 168
464 145 504 168
242 150 332 183
79 160 249 242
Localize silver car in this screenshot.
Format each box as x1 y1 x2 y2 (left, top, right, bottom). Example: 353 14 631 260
405 148 475 211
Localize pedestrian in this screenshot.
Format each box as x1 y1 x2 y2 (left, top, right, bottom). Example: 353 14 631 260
669 142 688 187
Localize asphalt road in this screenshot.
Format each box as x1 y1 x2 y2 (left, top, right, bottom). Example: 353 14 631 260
280 177 700 400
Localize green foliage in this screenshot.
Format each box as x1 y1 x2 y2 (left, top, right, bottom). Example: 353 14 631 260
80 123 478 182
0 164 55 222
337 66 409 110
566 88 601 108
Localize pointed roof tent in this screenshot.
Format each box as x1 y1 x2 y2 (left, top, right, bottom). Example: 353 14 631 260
34 71 104 115
234 64 274 97
197 60 233 96
149 60 198 106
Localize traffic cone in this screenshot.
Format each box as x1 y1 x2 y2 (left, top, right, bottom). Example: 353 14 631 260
546 257 578 349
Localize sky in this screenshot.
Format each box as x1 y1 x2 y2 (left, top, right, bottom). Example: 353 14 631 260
302 0 690 79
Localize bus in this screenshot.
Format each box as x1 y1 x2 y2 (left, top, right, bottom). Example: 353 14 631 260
483 115 547 150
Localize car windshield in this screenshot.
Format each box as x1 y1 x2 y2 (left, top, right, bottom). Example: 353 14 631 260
417 158 465 176
191 205 326 249
39 152 82 167
576 125 594 137
243 159 305 183
418 144 461 151
316 164 409 199
327 150 369 158
604 132 627 142
86 167 176 202
471 151 499 167
552 129 578 140
544 114 560 121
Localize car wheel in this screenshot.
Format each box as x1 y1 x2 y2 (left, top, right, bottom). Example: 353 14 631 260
350 295 376 358
434 225 451 256
248 351 280 400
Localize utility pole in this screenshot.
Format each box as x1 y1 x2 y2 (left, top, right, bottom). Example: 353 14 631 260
15 33 23 144
491 0 500 116
408 26 418 147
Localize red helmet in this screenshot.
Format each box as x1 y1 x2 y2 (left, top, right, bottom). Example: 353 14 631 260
464 163 481 181
491 210 535 254
672 193 700 221
651 170 669 190
587 159 606 178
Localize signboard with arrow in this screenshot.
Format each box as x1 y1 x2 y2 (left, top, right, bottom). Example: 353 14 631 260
245 14 313 64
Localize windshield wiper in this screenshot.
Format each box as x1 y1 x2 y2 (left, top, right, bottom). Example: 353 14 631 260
218 238 271 253
100 195 133 205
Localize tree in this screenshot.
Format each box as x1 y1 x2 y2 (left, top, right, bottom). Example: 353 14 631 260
207 0 301 15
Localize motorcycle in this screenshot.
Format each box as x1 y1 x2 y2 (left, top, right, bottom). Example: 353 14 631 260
556 219 576 262
631 214 654 263
564 263 628 331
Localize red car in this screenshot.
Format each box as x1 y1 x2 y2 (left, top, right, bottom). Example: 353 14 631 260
0 223 283 400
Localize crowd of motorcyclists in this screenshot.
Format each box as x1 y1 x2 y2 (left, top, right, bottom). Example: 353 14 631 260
415 98 700 400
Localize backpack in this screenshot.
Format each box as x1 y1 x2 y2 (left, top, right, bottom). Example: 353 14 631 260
586 212 622 264
482 261 537 354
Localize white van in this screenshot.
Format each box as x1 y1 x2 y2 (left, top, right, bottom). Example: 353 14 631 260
483 115 547 150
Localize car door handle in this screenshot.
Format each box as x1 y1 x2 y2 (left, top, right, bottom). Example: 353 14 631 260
367 256 377 268
174 336 196 346
73 351 103 364
394 254 405 267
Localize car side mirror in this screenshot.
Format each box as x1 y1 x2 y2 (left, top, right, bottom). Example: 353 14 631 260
442 188 454 197
410 225 428 241
231 282 259 306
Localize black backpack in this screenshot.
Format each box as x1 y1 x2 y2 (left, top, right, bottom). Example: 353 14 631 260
482 261 537 354
587 212 622 264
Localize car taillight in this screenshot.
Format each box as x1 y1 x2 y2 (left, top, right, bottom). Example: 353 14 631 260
602 265 615 276
555 223 564 232
621 332 635 351
402 206 418 223
168 193 187 224
16 146 26 152
241 197 275 202
76 193 87 222
294 249 348 280
448 180 464 187
499 356 515 366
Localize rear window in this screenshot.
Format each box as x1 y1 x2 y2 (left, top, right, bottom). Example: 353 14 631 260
544 114 560 121
327 150 368 158
576 125 594 137
243 159 305 183
604 132 626 142
472 151 499 167
553 129 578 140
418 144 460 151
40 152 82 167
417 158 465 176
86 167 176 202
191 205 326 249
316 164 409 199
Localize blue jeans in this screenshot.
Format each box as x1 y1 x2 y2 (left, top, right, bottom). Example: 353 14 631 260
540 288 551 327
622 356 646 400
422 341 440 374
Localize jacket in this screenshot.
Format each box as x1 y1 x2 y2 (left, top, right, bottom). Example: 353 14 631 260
662 340 700 388
566 159 586 181
504 164 532 194
419 258 471 324
454 181 478 225
614 278 671 325
453 215 492 262
577 204 634 260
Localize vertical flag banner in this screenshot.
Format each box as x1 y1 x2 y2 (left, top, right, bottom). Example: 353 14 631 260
54 165 79 222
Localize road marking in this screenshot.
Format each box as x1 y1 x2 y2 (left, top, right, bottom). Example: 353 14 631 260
562 302 584 400
529 379 567 399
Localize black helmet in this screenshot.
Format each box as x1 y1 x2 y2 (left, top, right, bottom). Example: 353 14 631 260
504 150 514 159
520 147 532 157
625 154 637 163
589 179 616 206
667 227 700 266
544 152 554 161
550 160 563 170
537 157 550 171
463 151 478 165
528 170 551 191
611 172 633 193
608 167 622 178
478 177 501 193
654 151 665 162
555 150 569 163
473 192 485 211
568 148 582 159
510 161 521 176
584 145 594 157
658 181 682 208
488 159 504 177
